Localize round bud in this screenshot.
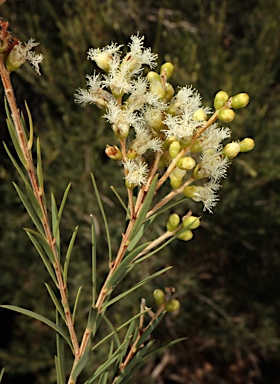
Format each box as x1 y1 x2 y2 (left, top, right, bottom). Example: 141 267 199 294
214 91 229 110
178 229 193 241
146 109 165 132
165 299 180 312
153 289 165 306
167 213 180 232
176 156 196 170
183 185 198 199
164 83 175 102
239 138 255 152
231 93 250 109
160 62 174 79
194 109 207 122
170 176 183 190
182 216 201 230
169 140 181 158
218 108 235 123
191 138 205 153
223 142 240 158
105 145 123 160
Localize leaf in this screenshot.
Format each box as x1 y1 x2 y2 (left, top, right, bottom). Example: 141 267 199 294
91 214 97 305
36 138 47 207
25 231 57 286
103 266 172 310
0 368 4 383
13 183 44 236
110 186 129 215
0 305 73 352
25 101 34 150
103 314 121 349
63 226 78 284
72 286 83 324
91 173 112 265
70 338 91 381
136 312 165 348
55 312 66 384
45 283 66 323
3 142 28 184
128 175 158 242
51 194 60 255
4 98 27 167
145 337 187 357
25 181 44 221
146 197 189 221
24 228 55 263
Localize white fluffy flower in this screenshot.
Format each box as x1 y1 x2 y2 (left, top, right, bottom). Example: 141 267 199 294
123 159 149 186
7 39 43 74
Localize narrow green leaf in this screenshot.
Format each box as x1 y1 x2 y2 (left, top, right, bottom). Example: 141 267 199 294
25 231 57 286
103 314 121 349
4 99 27 167
13 183 44 236
55 312 66 384
63 226 78 284
25 101 34 150
3 142 28 184
36 138 47 205
45 283 66 323
103 266 172 310
97 370 109 384
91 309 149 353
70 338 91 381
136 312 165 348
126 218 155 253
91 173 112 265
56 183 71 227
0 368 4 383
72 286 83 324
145 337 187 357
24 228 55 263
106 242 150 289
86 338 131 384
51 194 60 255
128 175 158 242
110 186 129 215
91 214 97 305
25 181 44 220
0 305 73 352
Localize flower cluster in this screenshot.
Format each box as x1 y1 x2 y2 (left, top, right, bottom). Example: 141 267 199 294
75 34 253 213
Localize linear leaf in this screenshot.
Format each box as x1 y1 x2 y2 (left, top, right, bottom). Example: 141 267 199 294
3 142 28 184
25 181 44 220
136 312 165 348
110 186 129 215
51 194 60 255
25 231 57 286
73 286 83 324
36 138 47 206
63 226 78 284
0 305 73 352
103 267 172 310
145 197 189 221
126 217 155 253
0 368 4 383
24 228 55 263
45 283 66 323
103 314 121 349
25 101 34 150
91 214 97 305
91 173 112 265
70 338 91 381
13 183 44 236
55 312 66 384
128 175 158 242
145 337 187 357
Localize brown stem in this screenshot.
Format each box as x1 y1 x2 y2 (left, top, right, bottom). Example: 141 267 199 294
0 58 79 355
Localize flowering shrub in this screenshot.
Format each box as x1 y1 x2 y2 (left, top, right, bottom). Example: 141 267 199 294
0 17 254 384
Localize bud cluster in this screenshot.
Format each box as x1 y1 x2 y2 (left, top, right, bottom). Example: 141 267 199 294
75 35 254 214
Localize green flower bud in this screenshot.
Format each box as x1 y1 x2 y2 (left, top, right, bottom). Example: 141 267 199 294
160 62 174 79
165 299 180 312
223 142 240 158
231 93 250 109
125 180 136 189
169 140 181 158
214 91 229 110
164 83 175 102
239 138 255 152
146 109 165 132
113 123 130 139
167 213 180 231
147 71 165 100
170 176 183 189
176 156 196 170
5 47 26 72
179 137 192 148
192 163 206 180
182 216 201 230
105 145 123 160
183 185 198 199
178 229 193 241
218 108 235 123
191 138 205 153
194 108 207 122
153 289 165 306
127 148 138 159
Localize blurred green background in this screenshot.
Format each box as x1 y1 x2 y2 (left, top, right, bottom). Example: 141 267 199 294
0 0 280 383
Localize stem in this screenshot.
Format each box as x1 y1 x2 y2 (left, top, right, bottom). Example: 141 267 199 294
0 59 79 355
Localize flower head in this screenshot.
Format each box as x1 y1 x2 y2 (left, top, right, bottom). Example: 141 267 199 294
6 39 43 74
123 159 149 187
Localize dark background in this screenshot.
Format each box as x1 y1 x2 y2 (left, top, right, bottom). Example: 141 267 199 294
1 0 280 383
